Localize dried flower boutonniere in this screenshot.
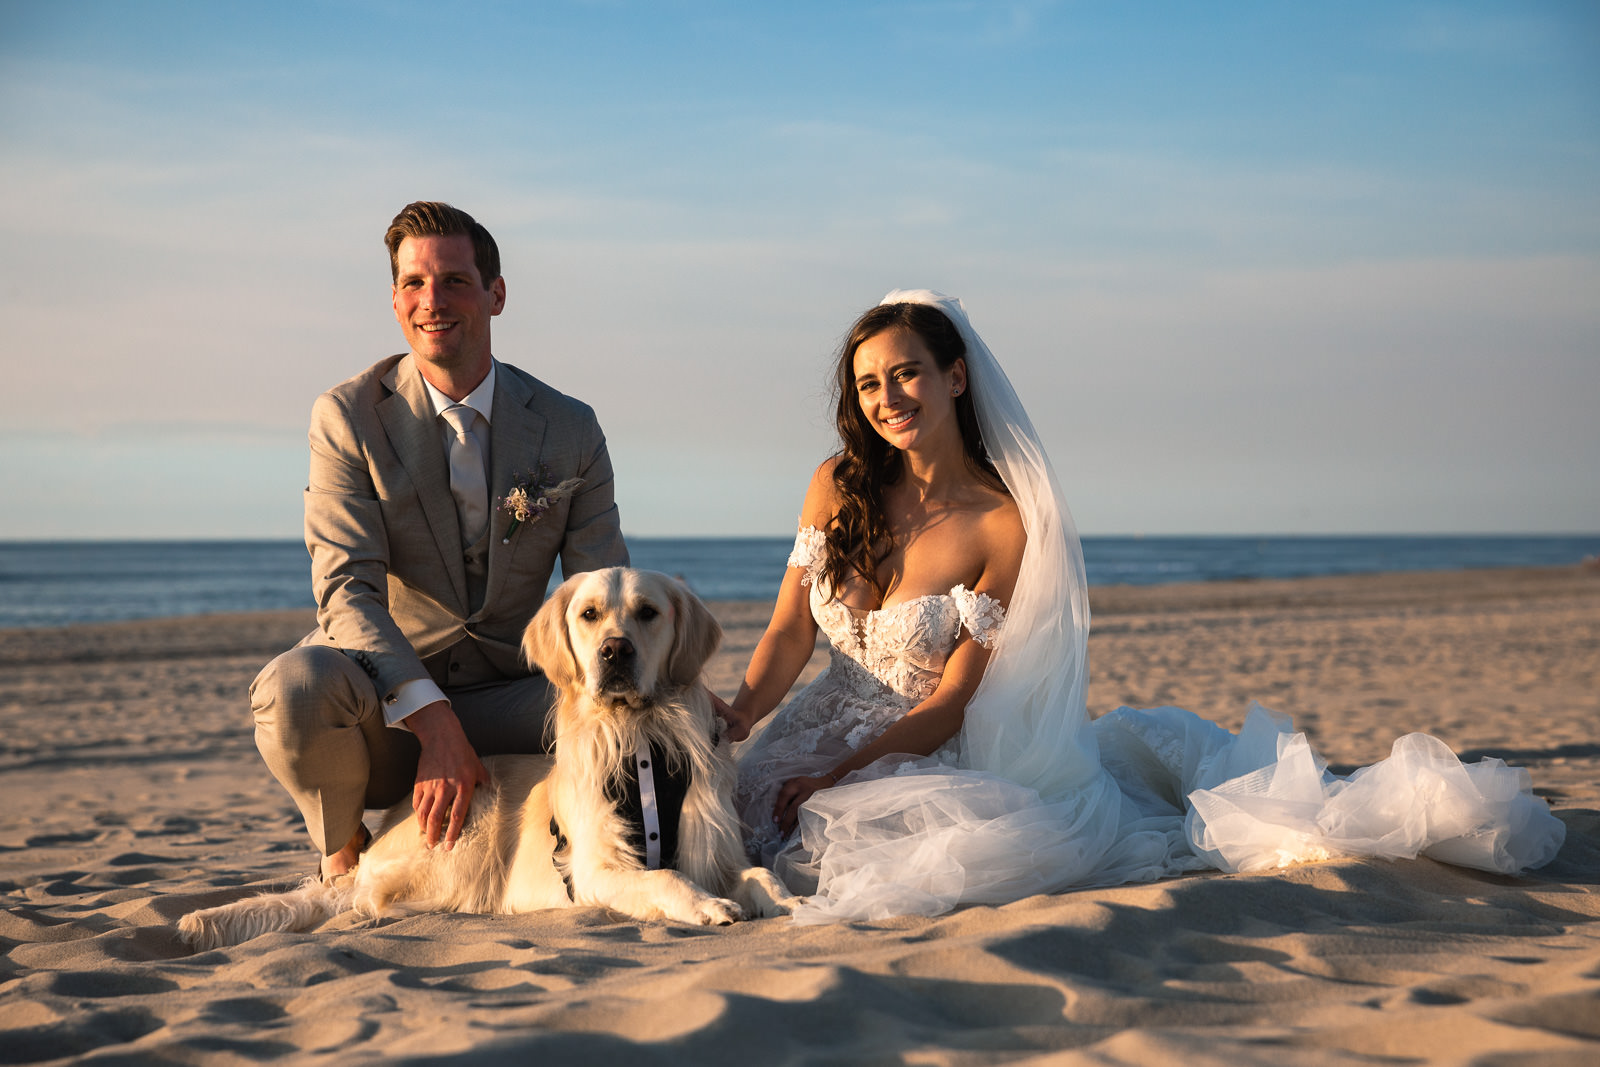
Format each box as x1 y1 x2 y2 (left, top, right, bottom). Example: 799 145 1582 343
497 466 585 544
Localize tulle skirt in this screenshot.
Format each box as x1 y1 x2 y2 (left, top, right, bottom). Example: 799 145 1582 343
759 702 1566 924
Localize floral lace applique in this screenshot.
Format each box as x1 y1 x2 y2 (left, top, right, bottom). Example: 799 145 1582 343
844 719 883 750
952 585 1007 649
788 525 827 587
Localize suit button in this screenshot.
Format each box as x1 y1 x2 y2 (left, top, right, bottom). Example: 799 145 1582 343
449 662 460 673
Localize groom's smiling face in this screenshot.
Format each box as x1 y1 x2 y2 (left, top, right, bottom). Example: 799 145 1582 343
392 233 505 380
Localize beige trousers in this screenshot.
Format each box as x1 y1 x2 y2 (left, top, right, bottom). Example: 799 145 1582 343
250 644 553 857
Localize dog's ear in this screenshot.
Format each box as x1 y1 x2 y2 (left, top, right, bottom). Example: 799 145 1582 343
524 576 580 690
666 577 722 686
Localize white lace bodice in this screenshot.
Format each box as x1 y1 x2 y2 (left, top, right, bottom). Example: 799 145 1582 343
736 527 1011 864
788 525 1005 702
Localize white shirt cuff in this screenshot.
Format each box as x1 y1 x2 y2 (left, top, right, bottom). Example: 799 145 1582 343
384 678 450 728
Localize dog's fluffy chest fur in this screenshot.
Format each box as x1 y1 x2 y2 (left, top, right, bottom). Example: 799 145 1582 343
547 692 738 894
550 734 695 891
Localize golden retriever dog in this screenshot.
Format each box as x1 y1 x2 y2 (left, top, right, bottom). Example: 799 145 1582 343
178 568 795 949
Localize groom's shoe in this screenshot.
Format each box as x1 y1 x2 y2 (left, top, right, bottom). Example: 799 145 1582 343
317 823 371 884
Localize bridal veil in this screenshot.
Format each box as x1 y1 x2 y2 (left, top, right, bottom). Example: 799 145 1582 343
785 291 1153 921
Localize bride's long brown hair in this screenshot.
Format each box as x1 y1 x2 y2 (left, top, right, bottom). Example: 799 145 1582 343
822 302 1006 603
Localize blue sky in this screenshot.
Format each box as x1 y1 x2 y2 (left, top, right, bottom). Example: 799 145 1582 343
2 1 1596 538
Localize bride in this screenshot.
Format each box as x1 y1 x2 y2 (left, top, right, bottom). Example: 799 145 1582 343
722 290 1566 923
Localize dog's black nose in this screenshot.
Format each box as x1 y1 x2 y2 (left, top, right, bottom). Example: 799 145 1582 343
599 636 635 662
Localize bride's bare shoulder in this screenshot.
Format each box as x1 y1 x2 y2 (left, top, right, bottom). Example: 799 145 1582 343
973 488 1026 590
799 456 845 528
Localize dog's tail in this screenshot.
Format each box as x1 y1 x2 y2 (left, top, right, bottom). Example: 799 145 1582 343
178 876 352 951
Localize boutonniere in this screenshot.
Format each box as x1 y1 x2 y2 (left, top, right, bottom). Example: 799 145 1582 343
497 465 585 544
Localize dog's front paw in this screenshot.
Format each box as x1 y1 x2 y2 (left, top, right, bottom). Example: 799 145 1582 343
687 895 744 926
747 896 797 919
733 866 799 918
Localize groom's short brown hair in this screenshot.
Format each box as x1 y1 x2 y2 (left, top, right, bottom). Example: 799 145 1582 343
384 201 501 288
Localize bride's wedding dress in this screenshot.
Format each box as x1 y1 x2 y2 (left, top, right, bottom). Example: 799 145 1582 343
736 290 1565 924
736 528 1565 923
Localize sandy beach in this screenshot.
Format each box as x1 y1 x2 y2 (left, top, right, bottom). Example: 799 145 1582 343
1 565 1596 1065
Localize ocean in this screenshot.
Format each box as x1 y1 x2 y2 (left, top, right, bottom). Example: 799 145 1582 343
1 535 1595 630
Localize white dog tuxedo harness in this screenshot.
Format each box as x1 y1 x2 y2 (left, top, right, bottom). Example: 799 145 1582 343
614 736 691 870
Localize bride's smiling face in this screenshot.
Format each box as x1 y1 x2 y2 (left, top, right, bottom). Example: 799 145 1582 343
852 327 967 452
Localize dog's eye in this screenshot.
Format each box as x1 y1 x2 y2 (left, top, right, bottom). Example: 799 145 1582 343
637 604 659 622
580 606 598 622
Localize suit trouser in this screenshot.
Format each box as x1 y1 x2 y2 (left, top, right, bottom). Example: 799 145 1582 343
250 645 554 857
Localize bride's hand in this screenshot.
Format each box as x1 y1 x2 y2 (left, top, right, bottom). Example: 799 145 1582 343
774 773 836 834
709 689 757 743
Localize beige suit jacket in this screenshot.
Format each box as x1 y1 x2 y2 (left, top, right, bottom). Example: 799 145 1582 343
300 353 628 699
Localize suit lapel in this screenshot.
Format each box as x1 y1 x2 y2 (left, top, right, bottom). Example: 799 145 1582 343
378 355 469 611
484 363 548 606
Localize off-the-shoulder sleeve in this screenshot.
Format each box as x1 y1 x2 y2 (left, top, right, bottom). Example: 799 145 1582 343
788 525 827 587
952 585 1007 649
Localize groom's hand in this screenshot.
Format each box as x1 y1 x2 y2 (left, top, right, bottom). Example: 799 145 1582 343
406 700 489 850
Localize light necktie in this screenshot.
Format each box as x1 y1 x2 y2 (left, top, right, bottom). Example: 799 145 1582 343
440 404 489 544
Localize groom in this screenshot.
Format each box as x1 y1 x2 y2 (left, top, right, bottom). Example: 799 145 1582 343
251 201 628 879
